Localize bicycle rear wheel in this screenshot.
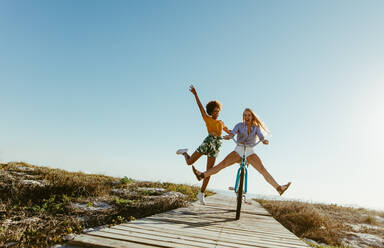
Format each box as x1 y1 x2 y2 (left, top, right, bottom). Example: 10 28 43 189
235 167 245 220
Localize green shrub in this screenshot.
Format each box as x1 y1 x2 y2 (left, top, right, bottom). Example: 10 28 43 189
114 197 136 206
120 176 134 185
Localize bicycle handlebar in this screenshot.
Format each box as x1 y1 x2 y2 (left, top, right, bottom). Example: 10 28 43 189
219 135 263 148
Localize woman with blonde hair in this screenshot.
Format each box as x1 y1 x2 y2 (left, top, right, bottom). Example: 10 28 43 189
192 108 291 196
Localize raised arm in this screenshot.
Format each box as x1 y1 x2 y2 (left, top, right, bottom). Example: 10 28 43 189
189 85 207 119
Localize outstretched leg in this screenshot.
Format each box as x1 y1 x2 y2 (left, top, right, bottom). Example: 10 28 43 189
192 151 241 181
183 151 202 166
246 153 291 195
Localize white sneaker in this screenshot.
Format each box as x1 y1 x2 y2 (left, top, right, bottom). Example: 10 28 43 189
197 192 206 205
176 148 188 155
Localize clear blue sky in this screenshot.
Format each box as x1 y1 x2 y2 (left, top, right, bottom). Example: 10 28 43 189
1 1 383 210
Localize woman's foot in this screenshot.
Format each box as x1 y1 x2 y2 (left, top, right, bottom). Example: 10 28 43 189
197 192 206 205
277 182 291 196
192 166 204 181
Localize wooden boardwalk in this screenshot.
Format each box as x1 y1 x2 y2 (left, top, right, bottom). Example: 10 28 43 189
68 194 309 248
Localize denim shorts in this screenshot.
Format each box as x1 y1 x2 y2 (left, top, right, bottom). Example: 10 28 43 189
234 145 255 158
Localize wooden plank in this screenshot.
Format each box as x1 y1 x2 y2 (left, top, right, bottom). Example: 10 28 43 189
119 224 298 244
140 216 296 238
69 234 162 248
112 224 309 248
146 216 284 230
115 223 293 243
163 202 271 217
136 214 292 229
122 217 306 247
145 214 282 227
120 221 298 241
147 204 272 220
152 212 281 225
127 219 297 240
70 194 309 248
85 230 215 248
111 226 222 247
215 240 308 248
195 194 270 211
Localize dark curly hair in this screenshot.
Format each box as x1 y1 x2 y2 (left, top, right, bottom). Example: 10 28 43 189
206 100 222 115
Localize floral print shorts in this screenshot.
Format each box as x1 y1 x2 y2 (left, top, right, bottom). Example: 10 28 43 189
197 135 222 158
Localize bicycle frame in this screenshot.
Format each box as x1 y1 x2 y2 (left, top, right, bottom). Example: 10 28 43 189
219 136 263 220
233 140 261 195
234 146 249 194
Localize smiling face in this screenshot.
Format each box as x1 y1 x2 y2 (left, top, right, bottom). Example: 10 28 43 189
206 101 222 119
211 107 220 119
243 110 253 124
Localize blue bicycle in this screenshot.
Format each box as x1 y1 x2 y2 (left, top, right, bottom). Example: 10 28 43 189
230 140 261 220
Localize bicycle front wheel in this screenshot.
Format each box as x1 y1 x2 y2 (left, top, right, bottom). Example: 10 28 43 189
235 167 245 220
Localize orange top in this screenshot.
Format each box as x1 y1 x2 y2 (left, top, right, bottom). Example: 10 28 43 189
203 115 227 136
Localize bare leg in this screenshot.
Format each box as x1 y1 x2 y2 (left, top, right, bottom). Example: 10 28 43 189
200 157 215 193
246 153 291 195
183 151 202 165
192 151 241 180
246 153 279 189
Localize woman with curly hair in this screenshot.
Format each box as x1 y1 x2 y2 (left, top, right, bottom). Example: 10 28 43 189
192 108 291 196
176 85 231 204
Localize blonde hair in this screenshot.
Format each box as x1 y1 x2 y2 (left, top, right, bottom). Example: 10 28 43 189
243 108 270 134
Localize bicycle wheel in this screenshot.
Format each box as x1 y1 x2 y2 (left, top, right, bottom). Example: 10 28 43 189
235 166 245 220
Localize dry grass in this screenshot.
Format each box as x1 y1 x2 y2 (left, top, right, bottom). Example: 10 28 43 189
1 162 116 203
256 199 384 248
257 199 344 246
0 162 212 248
